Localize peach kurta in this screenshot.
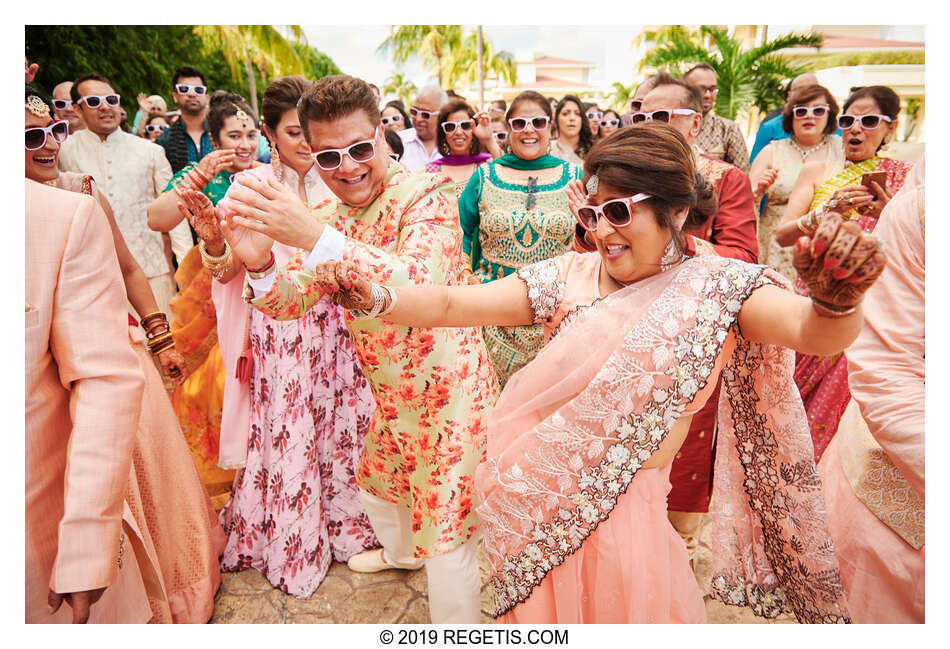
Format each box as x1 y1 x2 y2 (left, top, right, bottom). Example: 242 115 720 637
26 179 150 623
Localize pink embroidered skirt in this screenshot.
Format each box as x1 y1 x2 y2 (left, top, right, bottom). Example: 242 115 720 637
500 464 705 624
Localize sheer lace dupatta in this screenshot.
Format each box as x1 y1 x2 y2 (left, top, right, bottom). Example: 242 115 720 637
474 256 850 623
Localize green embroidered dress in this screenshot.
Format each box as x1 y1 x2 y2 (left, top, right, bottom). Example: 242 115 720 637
458 155 582 385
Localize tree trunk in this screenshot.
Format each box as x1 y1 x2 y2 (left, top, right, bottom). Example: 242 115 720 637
477 26 484 107
244 42 259 118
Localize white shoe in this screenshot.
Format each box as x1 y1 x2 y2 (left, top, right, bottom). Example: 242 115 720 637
347 548 423 573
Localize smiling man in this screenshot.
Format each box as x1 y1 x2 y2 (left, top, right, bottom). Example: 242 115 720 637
221 75 498 624
58 73 192 317
155 66 214 175
399 85 447 171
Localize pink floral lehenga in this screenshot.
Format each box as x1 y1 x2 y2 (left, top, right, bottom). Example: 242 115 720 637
475 253 851 623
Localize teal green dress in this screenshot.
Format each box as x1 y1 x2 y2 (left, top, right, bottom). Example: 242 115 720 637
458 154 582 385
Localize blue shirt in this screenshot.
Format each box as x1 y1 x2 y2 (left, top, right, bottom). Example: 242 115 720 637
749 115 786 165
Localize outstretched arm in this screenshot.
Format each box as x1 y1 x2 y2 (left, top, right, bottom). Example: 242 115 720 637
739 213 886 356
312 259 534 328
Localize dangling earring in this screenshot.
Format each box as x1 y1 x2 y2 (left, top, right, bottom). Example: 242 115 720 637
269 140 283 182
660 239 678 272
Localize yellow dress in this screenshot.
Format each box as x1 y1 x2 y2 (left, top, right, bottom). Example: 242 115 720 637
165 163 237 509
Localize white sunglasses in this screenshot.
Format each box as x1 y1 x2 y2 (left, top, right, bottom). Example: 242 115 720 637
312 126 380 170
631 108 696 124
381 115 402 126
441 120 473 133
79 94 121 109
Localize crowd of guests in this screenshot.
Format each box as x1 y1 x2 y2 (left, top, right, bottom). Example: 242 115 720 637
25 51 923 626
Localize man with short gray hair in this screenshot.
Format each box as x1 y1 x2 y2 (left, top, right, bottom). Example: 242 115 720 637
399 85 448 171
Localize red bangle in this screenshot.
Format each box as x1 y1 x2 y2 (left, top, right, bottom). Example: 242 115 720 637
191 166 210 183
246 251 275 275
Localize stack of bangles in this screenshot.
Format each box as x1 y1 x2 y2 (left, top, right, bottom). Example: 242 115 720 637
351 283 398 320
796 198 838 234
246 251 276 279
810 296 860 319
199 239 233 280
140 311 176 355
173 165 211 197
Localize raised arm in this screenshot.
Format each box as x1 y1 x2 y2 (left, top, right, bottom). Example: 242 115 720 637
147 152 235 232
738 213 886 356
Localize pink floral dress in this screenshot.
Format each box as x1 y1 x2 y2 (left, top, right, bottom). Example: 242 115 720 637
218 164 378 598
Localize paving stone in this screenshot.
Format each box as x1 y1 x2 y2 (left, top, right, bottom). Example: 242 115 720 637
406 565 428 594
339 580 414 624
284 574 354 620
211 589 285 624
219 568 275 595
397 596 431 624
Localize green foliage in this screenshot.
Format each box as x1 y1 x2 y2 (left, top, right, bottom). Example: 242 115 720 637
382 72 417 106
378 25 516 91
291 41 342 79
642 25 821 120
606 81 636 112
25 25 339 118
801 49 925 69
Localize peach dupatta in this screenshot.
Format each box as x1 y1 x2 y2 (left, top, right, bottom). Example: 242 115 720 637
475 256 850 623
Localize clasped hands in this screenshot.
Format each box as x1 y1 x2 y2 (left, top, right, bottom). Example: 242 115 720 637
793 212 886 316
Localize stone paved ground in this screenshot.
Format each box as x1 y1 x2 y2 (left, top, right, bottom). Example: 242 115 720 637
210 513 796 624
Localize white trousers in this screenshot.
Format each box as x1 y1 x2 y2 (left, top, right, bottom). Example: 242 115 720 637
359 490 481 623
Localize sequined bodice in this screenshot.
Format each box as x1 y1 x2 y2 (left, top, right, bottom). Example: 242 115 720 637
475 162 576 281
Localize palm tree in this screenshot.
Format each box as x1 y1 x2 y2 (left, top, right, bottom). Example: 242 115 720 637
641 25 822 120
377 26 463 87
440 31 517 91
382 72 417 106
606 81 636 112
195 25 306 116
632 25 703 63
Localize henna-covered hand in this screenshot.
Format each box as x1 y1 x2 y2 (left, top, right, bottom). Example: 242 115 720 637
177 190 223 247
156 346 187 387
310 260 375 311
196 149 236 180
793 212 887 313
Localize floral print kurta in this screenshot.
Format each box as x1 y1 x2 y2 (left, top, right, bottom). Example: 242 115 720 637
248 164 499 558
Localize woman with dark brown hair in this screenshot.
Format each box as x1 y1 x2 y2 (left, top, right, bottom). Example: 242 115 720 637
550 95 593 165
749 84 844 282
424 99 492 197
305 121 887 623
210 76 379 598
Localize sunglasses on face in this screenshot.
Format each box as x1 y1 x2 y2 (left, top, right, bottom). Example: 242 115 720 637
629 99 643 111
575 193 652 231
25 120 69 150
381 115 402 126
175 84 207 95
631 108 696 124
312 126 380 170
698 85 718 95
600 119 620 128
441 120 473 133
837 114 892 130
146 123 170 134
586 111 603 121
793 105 830 119
493 131 508 142
409 106 438 120
52 99 73 110
79 94 121 109
508 116 550 132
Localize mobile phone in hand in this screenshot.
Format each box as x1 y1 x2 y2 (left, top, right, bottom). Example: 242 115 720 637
861 171 887 190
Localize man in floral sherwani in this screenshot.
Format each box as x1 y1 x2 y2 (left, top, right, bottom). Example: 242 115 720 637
221 75 498 623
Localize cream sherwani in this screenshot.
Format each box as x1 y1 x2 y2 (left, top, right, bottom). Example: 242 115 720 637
25 179 151 623
58 127 192 317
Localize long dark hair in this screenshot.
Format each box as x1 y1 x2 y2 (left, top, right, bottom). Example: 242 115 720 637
555 95 594 158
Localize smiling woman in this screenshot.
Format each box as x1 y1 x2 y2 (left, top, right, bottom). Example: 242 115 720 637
457 89 584 385
145 90 259 507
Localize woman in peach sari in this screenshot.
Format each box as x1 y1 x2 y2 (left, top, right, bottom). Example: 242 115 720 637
308 123 888 623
